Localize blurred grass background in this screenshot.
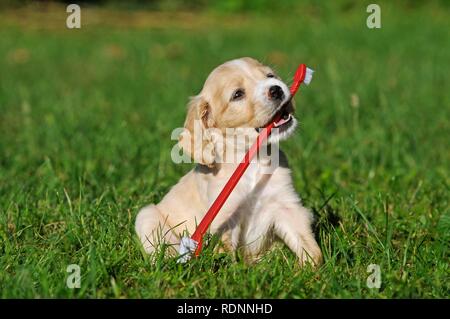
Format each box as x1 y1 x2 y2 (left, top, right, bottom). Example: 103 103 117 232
0 1 449 298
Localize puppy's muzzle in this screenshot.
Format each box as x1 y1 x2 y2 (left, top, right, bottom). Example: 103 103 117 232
268 85 284 101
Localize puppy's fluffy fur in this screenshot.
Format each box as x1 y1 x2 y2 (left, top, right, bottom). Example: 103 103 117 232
135 57 322 266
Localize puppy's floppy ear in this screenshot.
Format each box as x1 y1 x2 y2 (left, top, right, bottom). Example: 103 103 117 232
178 95 216 166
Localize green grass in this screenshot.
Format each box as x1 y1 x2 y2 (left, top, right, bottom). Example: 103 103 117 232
0 2 449 298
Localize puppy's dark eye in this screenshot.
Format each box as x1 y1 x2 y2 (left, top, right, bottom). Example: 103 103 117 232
267 73 275 78
231 88 245 101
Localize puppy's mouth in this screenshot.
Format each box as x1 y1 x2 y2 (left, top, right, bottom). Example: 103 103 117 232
255 102 294 133
273 110 293 128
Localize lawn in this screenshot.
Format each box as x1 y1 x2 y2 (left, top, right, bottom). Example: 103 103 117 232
0 2 449 298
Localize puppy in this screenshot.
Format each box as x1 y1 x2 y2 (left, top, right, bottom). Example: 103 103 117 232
135 57 322 266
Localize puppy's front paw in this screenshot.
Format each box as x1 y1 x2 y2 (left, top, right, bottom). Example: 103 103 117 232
299 245 323 268
135 205 170 254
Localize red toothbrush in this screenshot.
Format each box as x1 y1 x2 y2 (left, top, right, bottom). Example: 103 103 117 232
178 64 314 262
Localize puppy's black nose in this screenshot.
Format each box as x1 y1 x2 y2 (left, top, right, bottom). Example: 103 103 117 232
269 85 284 100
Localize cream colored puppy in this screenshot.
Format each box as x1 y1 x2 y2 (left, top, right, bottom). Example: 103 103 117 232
135 57 322 266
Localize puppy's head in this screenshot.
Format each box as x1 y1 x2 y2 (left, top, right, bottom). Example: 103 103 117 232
179 57 297 166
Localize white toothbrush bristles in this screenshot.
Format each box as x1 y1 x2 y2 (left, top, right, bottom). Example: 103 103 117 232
177 236 198 263
303 67 314 85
